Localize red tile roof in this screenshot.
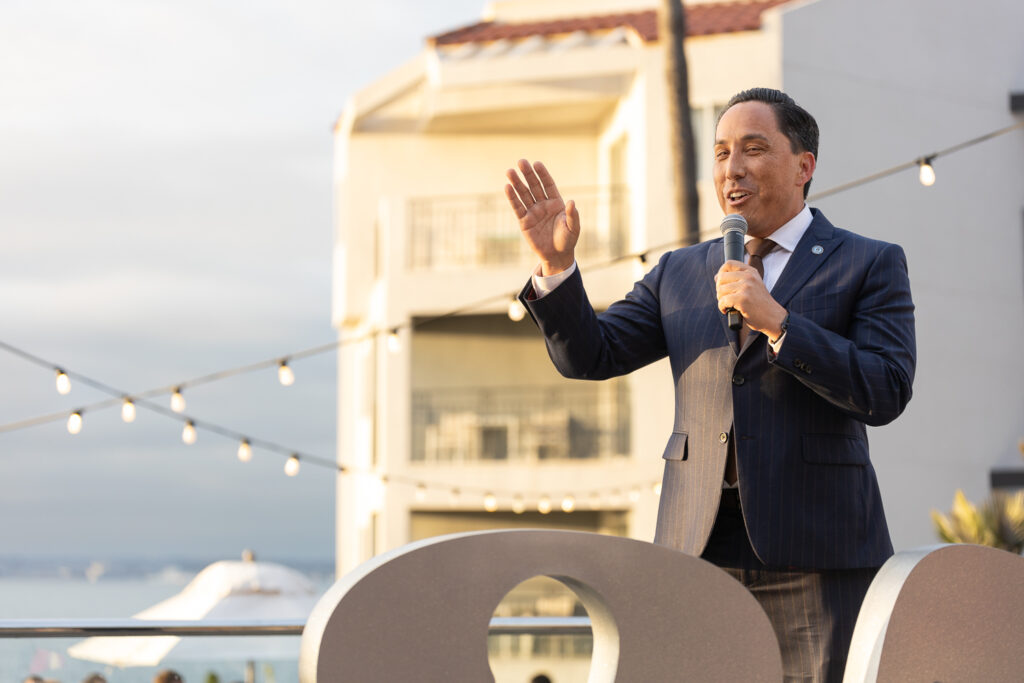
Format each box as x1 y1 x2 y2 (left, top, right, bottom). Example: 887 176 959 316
430 1 792 46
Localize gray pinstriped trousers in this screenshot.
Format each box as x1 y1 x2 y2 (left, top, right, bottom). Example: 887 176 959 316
701 490 877 683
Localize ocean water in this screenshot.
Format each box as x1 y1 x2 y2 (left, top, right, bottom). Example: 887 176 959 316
0 560 334 683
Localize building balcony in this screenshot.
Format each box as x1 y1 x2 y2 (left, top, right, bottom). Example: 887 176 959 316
411 380 630 464
406 186 629 271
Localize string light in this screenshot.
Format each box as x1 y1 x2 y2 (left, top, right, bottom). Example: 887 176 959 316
11 347 673 501
121 399 136 423
277 360 295 386
55 369 71 395
588 491 601 508
512 495 525 514
448 487 461 506
67 411 83 435
3 119 1022 445
386 329 401 354
652 482 662 496
11 129 1018 492
284 454 301 476
507 298 526 322
182 421 197 445
918 156 936 187
237 439 253 463
170 388 186 413
628 487 641 503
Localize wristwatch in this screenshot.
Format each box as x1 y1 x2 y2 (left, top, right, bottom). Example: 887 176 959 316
770 311 790 345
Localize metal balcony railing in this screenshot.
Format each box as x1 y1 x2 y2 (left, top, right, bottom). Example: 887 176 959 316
411 381 631 463
406 186 629 270
0 616 591 638
0 617 594 674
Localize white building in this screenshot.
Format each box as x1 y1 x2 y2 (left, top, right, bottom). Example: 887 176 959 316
333 0 1024 586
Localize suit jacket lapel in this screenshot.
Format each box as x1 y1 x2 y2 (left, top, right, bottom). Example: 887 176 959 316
769 210 843 308
706 241 740 356
736 210 844 356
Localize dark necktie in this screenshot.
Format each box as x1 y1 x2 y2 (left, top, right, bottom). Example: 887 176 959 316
737 238 777 348
727 237 776 485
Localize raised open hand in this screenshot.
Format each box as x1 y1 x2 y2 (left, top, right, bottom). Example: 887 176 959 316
504 159 580 275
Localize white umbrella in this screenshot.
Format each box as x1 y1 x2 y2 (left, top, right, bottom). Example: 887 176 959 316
68 558 320 673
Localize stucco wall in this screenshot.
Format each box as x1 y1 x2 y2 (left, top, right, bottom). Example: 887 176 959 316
780 0 1024 549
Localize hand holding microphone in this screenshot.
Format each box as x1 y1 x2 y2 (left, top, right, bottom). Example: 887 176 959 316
720 214 747 331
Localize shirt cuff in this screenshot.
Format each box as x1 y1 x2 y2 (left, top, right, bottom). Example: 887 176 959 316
531 261 577 299
768 330 787 355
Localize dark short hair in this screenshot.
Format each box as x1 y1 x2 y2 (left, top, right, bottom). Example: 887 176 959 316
718 87 819 198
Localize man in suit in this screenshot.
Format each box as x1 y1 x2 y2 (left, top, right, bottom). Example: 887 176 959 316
504 88 916 681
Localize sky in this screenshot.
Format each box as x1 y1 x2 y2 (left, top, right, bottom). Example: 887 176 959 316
0 0 484 565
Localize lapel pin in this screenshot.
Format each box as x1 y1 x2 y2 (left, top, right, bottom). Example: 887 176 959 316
811 245 824 255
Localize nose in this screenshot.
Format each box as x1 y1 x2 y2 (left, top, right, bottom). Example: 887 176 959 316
725 152 746 179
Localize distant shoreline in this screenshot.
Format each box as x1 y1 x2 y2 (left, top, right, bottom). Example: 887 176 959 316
0 555 336 580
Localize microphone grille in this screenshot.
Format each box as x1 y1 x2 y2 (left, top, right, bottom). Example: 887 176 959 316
720 214 748 236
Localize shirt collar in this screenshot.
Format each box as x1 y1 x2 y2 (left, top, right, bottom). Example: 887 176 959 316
744 204 812 253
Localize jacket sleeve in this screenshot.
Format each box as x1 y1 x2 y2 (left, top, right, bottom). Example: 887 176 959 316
769 242 916 426
520 253 672 381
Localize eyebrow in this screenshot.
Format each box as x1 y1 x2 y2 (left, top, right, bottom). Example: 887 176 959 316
714 133 771 146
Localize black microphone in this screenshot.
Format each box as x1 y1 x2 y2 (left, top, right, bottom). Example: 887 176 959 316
721 214 747 331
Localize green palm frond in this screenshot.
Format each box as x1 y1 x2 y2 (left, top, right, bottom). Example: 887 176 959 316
931 489 1024 553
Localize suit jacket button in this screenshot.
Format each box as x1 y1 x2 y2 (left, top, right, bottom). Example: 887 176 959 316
732 374 745 386
719 432 729 444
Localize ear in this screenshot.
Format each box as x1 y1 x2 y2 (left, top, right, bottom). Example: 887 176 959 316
797 151 816 188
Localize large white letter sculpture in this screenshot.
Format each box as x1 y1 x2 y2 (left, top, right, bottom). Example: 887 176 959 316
299 529 783 682
844 543 1024 682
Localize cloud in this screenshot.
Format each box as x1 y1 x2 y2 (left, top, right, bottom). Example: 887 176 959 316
0 0 484 563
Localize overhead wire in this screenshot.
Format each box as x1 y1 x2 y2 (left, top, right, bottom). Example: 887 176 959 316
0 118 1020 496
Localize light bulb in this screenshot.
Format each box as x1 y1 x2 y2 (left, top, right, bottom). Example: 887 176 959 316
285 454 300 476
414 484 427 502
182 421 197 445
237 440 253 462
67 411 83 434
628 487 641 503
484 493 498 512
538 495 552 514
561 495 576 513
387 329 401 354
278 361 295 386
507 298 526 322
918 159 936 187
170 388 186 413
55 369 71 395
121 399 136 423
512 495 525 514
652 482 662 496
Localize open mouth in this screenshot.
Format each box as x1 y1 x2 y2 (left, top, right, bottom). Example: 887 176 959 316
726 190 751 206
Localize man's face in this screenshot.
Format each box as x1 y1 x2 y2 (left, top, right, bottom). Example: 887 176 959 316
713 101 814 238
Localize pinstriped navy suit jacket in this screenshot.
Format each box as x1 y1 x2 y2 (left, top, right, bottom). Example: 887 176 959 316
521 209 916 570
